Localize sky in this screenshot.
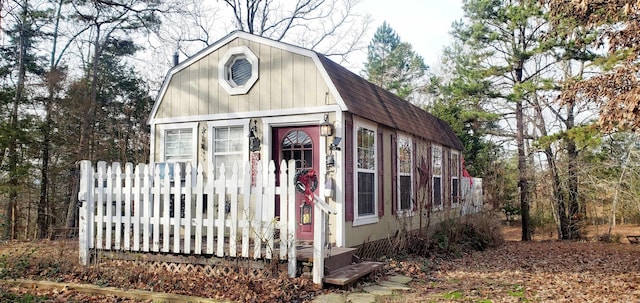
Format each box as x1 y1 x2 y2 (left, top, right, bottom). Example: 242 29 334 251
358 0 465 69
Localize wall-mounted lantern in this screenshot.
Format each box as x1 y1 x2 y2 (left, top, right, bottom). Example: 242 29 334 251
248 119 261 152
320 114 333 137
300 202 312 225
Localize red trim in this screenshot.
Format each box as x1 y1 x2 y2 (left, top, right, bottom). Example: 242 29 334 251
345 119 354 222
391 134 397 215
378 130 384 217
413 141 418 211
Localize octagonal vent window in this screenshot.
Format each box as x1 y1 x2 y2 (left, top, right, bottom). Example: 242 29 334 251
229 57 251 86
219 46 259 95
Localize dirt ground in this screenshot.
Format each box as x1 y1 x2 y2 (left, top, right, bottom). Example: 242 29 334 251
2 224 640 302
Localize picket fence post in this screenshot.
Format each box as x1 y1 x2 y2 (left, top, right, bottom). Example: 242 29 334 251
78 160 94 265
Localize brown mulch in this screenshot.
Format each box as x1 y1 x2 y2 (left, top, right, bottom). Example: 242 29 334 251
3 224 640 302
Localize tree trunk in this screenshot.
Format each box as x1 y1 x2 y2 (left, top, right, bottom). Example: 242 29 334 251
567 138 580 239
39 0 65 238
5 1 28 240
65 21 101 229
516 99 531 241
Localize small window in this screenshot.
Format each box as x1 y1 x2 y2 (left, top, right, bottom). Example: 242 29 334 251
353 119 378 226
213 126 244 178
165 128 193 161
451 151 460 207
158 122 198 180
398 135 413 213
219 46 259 95
432 145 443 210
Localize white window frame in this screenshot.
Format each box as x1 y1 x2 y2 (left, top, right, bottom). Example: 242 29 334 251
208 119 250 179
218 46 259 95
353 119 378 226
432 144 443 211
397 134 414 216
451 150 460 208
159 122 199 164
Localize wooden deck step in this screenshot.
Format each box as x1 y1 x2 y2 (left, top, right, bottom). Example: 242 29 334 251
322 261 385 286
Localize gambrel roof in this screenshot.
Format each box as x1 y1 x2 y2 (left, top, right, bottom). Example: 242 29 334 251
316 54 463 150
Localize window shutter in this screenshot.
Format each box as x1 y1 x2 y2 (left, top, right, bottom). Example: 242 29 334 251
412 141 418 212
345 119 354 222
378 130 384 217
391 133 397 215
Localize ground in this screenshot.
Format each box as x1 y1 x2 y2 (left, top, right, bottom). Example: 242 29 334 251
1 224 640 302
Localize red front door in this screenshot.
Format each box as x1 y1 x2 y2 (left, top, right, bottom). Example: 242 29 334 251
273 126 319 241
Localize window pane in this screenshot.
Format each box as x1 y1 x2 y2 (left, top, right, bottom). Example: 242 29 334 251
399 137 411 174
358 172 375 215
452 153 460 177
433 177 442 207
357 127 375 170
400 176 411 210
452 178 459 199
213 126 244 178
165 128 192 161
432 145 442 176
214 154 243 178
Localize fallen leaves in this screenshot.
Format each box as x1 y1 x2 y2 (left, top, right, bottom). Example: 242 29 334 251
384 240 640 302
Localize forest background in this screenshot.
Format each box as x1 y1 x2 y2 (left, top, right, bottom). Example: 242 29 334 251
1 0 639 242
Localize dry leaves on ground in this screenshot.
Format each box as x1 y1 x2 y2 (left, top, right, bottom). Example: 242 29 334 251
3 225 640 302
384 240 640 302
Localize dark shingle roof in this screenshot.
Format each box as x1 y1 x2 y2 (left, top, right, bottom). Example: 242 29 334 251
317 54 463 150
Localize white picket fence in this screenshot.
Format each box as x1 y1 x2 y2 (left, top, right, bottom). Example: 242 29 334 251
77 159 307 279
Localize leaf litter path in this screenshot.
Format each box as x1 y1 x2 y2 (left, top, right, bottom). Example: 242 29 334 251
384 240 640 302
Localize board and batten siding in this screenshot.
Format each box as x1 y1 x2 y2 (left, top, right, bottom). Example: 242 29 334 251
154 37 333 119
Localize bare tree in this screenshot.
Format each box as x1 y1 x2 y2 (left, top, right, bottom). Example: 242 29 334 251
64 0 163 228
221 0 370 61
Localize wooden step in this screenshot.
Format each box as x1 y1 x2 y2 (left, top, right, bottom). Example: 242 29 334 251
322 261 385 286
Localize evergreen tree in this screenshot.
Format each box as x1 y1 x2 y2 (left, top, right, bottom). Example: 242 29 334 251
363 21 428 101
451 0 551 241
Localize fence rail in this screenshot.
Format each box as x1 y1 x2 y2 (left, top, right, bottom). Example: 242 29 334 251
78 159 299 277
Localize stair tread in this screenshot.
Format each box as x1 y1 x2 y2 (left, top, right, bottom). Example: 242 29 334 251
322 261 385 286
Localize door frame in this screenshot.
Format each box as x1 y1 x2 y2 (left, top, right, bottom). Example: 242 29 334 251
273 126 320 241
261 112 345 246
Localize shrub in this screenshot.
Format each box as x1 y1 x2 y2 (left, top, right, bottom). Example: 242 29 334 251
406 211 504 258
598 232 622 243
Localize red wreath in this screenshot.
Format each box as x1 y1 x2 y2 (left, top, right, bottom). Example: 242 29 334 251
295 169 318 203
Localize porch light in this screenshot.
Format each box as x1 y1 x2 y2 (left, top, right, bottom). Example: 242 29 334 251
248 119 261 152
320 114 333 137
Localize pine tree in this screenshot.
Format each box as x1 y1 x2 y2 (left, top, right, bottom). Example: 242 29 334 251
363 22 428 101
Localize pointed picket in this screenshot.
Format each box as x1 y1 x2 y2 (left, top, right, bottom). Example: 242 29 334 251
183 162 193 254
143 164 151 252
279 159 289 260
216 164 227 257
96 162 106 250
194 163 204 254
264 161 276 259
205 165 215 255
152 164 161 252
229 163 239 257
241 162 251 258
113 162 122 250
124 163 133 250
253 162 264 259
173 163 182 254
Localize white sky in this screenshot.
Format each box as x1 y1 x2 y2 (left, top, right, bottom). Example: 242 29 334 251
357 0 464 69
